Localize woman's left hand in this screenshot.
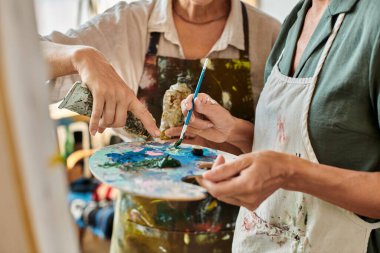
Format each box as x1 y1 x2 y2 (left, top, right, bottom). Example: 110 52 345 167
197 151 297 210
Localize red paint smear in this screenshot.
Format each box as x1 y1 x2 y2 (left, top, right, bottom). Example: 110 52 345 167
277 116 288 144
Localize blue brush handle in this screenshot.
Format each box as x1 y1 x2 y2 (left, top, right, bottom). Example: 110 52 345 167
184 105 194 126
183 58 209 126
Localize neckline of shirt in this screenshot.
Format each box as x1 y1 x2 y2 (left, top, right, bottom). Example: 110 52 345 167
147 0 245 57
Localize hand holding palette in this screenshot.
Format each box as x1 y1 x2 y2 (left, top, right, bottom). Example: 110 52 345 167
90 141 235 201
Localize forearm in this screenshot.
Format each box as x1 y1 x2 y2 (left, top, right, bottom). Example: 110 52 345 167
284 157 380 219
41 41 87 79
226 118 254 153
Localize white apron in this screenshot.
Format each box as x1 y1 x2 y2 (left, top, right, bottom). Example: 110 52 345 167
233 13 380 253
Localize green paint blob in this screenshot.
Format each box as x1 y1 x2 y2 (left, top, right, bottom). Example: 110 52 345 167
123 155 181 170
156 155 181 168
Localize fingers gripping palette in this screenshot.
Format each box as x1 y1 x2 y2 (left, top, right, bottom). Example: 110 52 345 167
89 141 235 201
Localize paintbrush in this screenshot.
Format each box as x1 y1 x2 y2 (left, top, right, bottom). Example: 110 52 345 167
173 58 209 148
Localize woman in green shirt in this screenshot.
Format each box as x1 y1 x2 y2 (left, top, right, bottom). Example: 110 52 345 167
168 0 380 252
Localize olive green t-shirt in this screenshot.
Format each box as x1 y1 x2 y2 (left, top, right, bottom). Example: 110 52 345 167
264 0 380 252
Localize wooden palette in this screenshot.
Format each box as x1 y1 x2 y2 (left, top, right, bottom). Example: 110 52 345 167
89 141 235 201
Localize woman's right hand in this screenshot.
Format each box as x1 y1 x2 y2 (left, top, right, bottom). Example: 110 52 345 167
71 46 160 137
165 93 236 143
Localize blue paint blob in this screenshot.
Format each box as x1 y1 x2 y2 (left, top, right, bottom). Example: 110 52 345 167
105 142 217 169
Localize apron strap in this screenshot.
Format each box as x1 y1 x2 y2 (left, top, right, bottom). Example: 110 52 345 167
312 13 345 79
302 13 346 163
368 222 380 230
273 14 345 80
147 32 160 56
274 49 285 68
240 2 250 60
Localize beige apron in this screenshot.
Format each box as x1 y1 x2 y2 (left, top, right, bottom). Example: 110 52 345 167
233 13 380 253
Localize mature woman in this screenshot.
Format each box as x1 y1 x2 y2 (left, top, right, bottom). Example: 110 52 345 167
174 0 380 252
42 0 279 252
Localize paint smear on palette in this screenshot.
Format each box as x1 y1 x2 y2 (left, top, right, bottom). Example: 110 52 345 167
89 141 235 201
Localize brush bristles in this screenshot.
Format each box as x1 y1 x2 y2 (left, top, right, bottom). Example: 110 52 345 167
173 138 183 148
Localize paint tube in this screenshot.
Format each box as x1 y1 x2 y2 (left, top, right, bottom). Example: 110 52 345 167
58 81 150 139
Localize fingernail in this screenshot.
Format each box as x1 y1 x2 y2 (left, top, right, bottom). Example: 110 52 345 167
207 123 213 128
90 129 96 136
154 130 161 137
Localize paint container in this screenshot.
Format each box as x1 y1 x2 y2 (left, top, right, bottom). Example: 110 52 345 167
115 192 238 253
191 146 204 156
160 74 191 139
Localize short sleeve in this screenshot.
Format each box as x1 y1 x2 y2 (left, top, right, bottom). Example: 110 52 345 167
42 1 150 102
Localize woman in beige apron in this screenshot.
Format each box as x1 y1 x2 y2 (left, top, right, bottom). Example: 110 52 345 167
180 6 380 253
230 13 380 252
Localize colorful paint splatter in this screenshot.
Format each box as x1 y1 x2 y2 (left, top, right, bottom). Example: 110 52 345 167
90 141 235 201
